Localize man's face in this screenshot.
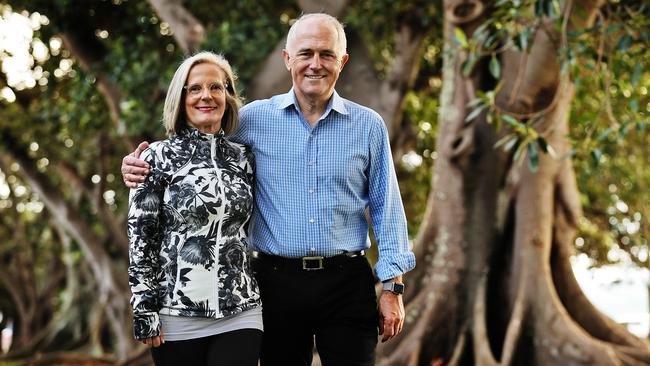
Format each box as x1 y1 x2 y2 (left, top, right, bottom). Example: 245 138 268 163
283 19 349 105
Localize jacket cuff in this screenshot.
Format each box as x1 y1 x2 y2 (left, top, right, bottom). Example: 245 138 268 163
133 312 160 340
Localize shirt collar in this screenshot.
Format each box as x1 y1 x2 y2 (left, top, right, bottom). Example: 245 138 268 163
275 88 349 116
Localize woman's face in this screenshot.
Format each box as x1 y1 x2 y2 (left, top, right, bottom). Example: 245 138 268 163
184 63 227 134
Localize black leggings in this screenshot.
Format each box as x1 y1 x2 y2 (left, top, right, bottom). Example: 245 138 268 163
150 328 262 366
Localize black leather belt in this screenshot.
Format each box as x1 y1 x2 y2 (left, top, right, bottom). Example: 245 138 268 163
257 250 366 271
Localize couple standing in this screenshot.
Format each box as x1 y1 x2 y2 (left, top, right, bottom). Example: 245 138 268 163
123 13 415 366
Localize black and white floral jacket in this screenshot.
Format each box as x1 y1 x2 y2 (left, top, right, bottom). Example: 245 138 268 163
127 127 261 340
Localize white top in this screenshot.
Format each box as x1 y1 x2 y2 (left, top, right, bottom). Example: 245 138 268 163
160 307 263 341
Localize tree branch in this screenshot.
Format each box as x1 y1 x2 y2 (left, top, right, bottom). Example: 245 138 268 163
59 32 135 150
146 0 205 54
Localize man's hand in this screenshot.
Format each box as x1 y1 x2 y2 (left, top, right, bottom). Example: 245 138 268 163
378 285 405 343
141 328 165 348
121 141 150 188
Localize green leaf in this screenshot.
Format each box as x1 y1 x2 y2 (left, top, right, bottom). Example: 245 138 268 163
494 133 519 152
515 27 532 51
616 34 633 52
513 140 527 165
467 97 483 108
494 135 508 148
504 135 519 151
597 128 612 141
465 105 486 124
454 27 468 48
485 33 499 50
629 99 639 113
590 149 602 165
631 64 642 87
502 114 520 127
489 55 500 79
528 142 539 171
494 133 514 149
619 121 631 138
462 53 478 76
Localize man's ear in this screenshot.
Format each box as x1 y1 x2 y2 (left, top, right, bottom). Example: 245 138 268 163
282 49 291 71
339 54 350 70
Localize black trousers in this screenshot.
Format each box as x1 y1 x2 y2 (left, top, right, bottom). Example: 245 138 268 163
254 255 379 366
150 328 262 366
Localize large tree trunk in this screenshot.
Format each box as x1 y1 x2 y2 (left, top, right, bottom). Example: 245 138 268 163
376 1 650 365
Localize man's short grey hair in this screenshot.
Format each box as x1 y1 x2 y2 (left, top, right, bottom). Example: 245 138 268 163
285 13 347 56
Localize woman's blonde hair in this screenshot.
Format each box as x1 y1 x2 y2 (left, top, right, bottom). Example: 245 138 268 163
163 51 242 136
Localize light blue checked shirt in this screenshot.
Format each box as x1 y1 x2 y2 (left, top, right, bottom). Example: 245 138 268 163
229 89 415 281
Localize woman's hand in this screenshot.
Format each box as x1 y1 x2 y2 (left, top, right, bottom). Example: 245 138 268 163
141 328 165 347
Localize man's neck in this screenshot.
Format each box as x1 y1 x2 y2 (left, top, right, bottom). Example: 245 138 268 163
295 92 332 127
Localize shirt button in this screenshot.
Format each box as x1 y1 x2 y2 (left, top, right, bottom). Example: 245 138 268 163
308 188 314 194
310 247 316 251
309 218 315 223
309 133 314 139
308 160 315 166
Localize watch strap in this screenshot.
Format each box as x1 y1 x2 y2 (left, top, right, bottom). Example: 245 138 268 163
382 282 405 294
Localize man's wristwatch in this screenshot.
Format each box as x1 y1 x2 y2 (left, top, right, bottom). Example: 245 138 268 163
382 282 405 295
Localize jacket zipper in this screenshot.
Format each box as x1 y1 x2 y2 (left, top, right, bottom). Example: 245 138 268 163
210 134 226 316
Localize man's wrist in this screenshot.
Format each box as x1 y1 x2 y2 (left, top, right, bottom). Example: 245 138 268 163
382 281 405 295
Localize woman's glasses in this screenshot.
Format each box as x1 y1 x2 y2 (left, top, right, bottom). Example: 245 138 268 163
184 82 228 97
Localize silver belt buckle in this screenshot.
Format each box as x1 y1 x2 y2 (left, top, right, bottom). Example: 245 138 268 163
302 256 324 271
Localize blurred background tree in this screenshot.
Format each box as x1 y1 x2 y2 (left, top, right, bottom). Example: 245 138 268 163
0 0 647 365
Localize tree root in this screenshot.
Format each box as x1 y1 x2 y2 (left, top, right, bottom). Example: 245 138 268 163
500 277 527 366
472 275 499 366
447 327 467 366
552 163 650 350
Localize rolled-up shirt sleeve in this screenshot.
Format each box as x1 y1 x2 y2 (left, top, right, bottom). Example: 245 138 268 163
127 148 164 340
367 119 416 281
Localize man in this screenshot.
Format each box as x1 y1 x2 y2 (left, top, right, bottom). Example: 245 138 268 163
122 13 415 366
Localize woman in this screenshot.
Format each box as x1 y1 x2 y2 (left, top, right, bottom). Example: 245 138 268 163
127 51 262 366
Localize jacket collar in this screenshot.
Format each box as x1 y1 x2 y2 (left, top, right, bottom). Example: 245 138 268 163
178 126 225 142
